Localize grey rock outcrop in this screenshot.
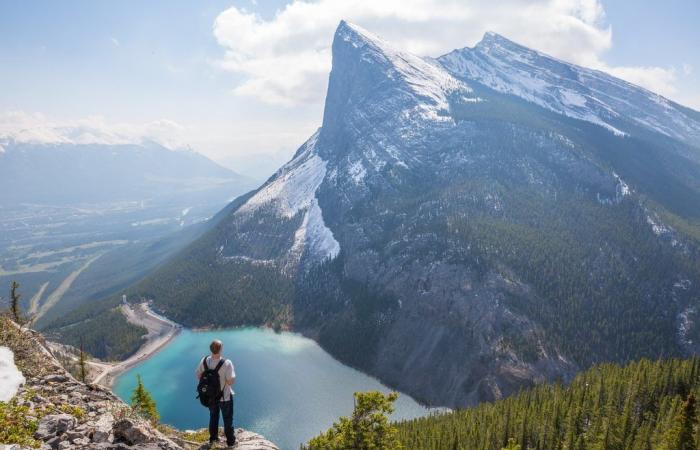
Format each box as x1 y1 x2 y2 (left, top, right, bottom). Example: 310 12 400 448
2 324 278 450
229 429 279 450
34 414 77 440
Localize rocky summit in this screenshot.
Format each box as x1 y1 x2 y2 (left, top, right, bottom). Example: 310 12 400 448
0 318 278 450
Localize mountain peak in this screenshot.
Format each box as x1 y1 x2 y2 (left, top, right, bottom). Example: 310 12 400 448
332 20 415 69
335 20 389 49
475 31 530 54
481 31 508 42
325 20 469 131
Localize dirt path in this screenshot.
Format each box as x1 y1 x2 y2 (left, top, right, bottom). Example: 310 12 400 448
34 254 102 321
45 340 116 382
28 281 50 315
92 302 181 386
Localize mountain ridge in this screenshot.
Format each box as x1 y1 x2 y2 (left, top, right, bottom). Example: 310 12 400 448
440 30 700 147
0 140 252 205
54 20 700 409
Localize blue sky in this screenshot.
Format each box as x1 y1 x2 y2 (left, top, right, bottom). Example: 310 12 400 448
1 0 698 179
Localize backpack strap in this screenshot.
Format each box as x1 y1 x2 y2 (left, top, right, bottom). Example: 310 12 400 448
202 356 209 371
214 359 227 399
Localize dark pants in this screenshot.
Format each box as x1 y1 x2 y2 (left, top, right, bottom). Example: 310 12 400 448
208 399 235 445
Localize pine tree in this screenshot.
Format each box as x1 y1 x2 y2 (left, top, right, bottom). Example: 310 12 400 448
503 438 521 450
663 394 697 450
78 338 87 383
130 375 159 422
451 434 460 450
306 391 402 449
10 281 22 324
681 395 698 450
661 394 697 450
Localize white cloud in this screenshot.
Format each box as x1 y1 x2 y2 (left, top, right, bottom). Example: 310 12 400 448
0 111 188 150
604 65 677 97
689 94 700 111
212 0 678 105
110 37 120 47
683 63 693 76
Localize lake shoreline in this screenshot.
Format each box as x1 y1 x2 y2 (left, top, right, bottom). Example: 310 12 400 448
94 301 182 387
105 312 284 388
108 311 443 411
103 326 181 388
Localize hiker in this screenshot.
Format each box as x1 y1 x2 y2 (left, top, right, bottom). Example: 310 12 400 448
196 339 236 447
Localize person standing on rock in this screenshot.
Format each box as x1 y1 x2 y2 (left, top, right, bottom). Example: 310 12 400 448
196 339 236 447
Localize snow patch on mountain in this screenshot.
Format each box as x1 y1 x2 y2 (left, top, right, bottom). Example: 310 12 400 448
598 171 632 205
645 210 686 249
238 132 325 218
678 306 696 348
291 198 340 262
647 214 673 237
439 42 626 137
0 347 24 401
613 172 631 198
439 32 700 143
560 90 587 108
348 159 367 184
337 21 470 122
237 131 340 262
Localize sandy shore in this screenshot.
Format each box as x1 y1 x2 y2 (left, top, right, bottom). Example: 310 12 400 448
92 302 181 387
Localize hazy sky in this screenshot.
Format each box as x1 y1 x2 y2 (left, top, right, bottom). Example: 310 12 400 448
1 0 698 180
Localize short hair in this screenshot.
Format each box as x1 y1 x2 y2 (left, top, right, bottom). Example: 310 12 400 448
210 340 223 354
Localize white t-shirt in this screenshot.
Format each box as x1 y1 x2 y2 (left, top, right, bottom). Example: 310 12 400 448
195 355 236 401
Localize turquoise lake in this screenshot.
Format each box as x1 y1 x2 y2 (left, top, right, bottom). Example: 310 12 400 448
113 328 439 449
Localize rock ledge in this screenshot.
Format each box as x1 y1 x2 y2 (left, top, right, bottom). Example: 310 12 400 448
1 322 278 450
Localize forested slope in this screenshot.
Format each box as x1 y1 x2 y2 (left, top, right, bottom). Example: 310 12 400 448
397 357 700 450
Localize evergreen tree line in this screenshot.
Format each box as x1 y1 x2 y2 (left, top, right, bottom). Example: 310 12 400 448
48 307 147 361
396 357 700 450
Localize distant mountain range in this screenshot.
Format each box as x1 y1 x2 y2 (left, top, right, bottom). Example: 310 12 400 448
1 140 256 327
52 21 700 408
0 140 251 205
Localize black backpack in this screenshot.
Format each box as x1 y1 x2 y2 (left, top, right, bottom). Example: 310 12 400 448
196 356 225 407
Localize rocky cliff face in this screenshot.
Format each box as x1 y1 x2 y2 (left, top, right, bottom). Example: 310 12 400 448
0 318 278 450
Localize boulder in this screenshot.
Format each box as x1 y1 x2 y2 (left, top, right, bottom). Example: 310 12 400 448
64 430 84 441
232 429 280 450
112 419 153 445
92 429 111 444
31 394 48 404
91 444 134 450
44 436 62 449
87 411 115 443
72 437 90 446
43 374 69 383
35 414 76 440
